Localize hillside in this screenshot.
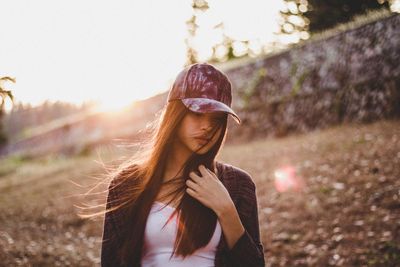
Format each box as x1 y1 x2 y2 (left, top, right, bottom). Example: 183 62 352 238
0 118 399 266
3 12 399 158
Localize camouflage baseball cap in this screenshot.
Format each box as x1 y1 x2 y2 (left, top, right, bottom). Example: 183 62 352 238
167 63 241 124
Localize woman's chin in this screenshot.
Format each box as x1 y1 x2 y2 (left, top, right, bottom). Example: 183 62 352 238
193 144 210 154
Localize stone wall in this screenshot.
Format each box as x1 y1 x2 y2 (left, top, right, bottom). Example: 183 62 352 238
2 14 399 157
224 13 400 141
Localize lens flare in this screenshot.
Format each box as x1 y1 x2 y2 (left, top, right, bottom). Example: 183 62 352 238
274 165 304 193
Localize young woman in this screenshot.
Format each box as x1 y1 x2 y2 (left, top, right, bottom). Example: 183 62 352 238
100 63 265 267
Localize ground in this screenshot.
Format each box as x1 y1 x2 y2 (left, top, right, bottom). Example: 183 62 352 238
0 119 399 266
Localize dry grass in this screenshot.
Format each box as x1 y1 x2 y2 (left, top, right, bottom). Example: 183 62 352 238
1 119 399 266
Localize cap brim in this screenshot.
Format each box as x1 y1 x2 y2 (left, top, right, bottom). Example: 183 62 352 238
181 98 241 124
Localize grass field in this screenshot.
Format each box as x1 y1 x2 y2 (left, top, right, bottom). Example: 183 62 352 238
1 119 399 266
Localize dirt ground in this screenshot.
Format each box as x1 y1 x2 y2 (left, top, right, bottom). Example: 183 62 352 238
0 119 399 266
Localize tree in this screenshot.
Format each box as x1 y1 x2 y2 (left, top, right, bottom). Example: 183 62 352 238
184 0 209 66
280 0 390 36
279 0 310 41
209 22 244 63
184 0 248 64
0 76 15 146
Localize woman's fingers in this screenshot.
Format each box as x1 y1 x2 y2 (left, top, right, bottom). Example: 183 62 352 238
199 164 219 181
189 165 217 185
189 171 202 183
186 179 201 191
198 165 209 178
186 187 198 197
205 167 219 179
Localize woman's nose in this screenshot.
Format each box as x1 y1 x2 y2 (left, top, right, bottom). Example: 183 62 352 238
201 124 212 132
200 118 213 132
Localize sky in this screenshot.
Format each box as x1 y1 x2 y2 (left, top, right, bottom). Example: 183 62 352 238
1 0 285 112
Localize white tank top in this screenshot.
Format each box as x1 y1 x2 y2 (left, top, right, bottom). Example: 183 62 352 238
141 201 222 267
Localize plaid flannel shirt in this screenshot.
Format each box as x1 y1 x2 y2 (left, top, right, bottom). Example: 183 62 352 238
101 161 265 267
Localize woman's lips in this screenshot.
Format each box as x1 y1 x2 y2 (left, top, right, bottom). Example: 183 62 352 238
195 137 210 144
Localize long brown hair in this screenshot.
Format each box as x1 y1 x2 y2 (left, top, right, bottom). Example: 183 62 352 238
80 97 228 265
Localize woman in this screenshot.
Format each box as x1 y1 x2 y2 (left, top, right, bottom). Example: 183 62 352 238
100 63 265 266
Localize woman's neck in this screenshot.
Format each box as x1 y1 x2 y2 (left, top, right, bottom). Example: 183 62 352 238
163 139 218 181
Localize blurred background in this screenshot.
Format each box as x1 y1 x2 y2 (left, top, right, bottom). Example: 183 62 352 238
0 0 399 266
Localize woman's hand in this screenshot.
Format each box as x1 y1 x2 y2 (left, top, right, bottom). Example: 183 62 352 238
186 164 234 217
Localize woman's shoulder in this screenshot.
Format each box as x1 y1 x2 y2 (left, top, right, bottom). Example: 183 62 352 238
108 164 141 192
105 164 141 210
216 160 255 189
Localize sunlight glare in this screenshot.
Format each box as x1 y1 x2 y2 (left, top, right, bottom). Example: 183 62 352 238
191 0 284 60
391 0 400 12
274 165 305 193
92 84 160 113
4 98 13 113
